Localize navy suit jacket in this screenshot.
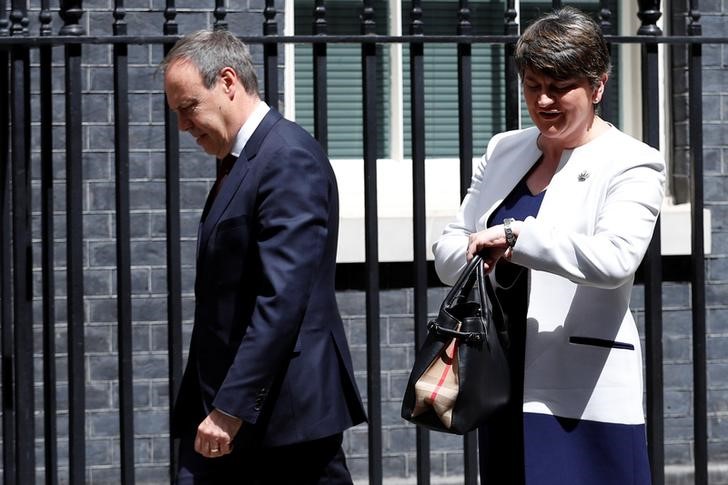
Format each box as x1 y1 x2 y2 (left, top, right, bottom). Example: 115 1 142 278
172 109 366 448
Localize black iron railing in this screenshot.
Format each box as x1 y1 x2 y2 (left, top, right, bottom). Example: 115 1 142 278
0 0 719 484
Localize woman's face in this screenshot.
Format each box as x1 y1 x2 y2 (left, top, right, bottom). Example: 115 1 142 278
522 67 606 149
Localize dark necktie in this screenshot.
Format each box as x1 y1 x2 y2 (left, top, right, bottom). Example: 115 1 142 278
213 153 238 197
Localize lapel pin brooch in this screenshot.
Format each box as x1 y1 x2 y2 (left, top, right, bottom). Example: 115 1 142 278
577 171 590 182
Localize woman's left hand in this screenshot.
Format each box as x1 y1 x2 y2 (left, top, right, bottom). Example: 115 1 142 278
466 226 511 273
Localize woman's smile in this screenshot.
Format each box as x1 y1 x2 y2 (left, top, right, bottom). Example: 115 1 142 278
538 110 561 120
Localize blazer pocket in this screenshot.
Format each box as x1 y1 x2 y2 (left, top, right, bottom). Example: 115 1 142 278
217 214 249 234
569 336 635 351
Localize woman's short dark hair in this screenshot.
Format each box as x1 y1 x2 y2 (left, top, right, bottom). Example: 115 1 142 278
515 7 611 88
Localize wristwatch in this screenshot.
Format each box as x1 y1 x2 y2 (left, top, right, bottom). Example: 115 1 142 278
503 218 517 248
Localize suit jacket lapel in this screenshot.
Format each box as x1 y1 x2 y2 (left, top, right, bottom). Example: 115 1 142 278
197 109 284 259
479 129 542 226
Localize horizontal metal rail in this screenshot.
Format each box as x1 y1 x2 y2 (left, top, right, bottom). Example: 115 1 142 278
2 34 728 46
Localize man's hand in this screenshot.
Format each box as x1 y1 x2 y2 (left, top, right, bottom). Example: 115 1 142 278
194 409 243 458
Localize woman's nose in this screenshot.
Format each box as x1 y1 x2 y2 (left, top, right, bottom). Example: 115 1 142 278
537 92 554 107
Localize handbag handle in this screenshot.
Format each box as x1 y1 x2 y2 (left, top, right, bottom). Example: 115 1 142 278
437 254 510 348
442 255 484 311
430 255 490 341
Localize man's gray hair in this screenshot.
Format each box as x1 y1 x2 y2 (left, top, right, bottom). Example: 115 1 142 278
161 29 259 95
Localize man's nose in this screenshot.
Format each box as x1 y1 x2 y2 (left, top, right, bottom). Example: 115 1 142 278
177 114 192 132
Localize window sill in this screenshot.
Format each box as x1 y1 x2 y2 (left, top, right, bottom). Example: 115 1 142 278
332 159 711 263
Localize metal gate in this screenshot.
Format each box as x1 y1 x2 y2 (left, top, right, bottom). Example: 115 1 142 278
0 0 720 483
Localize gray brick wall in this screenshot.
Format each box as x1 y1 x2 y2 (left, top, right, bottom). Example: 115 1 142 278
668 2 728 483
3 1 728 484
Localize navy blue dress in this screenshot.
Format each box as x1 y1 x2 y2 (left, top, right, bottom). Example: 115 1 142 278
480 174 651 485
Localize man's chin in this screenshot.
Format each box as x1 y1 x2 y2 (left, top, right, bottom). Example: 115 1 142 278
197 141 218 157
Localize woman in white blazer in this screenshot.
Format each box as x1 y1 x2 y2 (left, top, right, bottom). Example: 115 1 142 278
433 7 664 485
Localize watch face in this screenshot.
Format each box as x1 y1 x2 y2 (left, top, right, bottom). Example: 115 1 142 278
503 219 516 247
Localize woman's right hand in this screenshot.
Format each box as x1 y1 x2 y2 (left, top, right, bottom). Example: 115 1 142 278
466 226 510 273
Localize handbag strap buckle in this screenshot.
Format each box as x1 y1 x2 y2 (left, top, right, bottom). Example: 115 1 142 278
426 319 484 345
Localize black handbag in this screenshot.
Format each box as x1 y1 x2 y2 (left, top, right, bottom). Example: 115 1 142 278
401 255 511 434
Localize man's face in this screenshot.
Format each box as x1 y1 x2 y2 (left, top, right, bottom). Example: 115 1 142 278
164 60 234 159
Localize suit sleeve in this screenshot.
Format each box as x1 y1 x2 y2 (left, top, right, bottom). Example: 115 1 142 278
511 151 665 289
212 142 330 424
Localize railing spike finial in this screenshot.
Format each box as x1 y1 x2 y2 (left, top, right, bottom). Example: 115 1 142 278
113 0 126 36
637 0 662 36
457 0 471 36
504 0 518 36
361 0 375 35
9 0 29 36
409 0 422 36
313 0 327 35
599 1 613 35
40 0 52 36
264 0 277 36
213 0 227 31
59 0 85 36
0 0 9 36
688 0 701 36
163 0 177 36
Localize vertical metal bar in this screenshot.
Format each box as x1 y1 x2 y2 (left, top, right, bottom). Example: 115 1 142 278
361 2 382 484
60 1 86 482
457 1 473 199
457 3 479 480
687 4 707 484
504 0 519 132
637 2 664 483
213 0 227 30
312 0 328 150
39 0 58 482
598 2 616 125
113 1 135 483
9 2 35 481
263 1 279 110
551 0 562 9
408 3 430 484
163 1 183 480
0 3 16 484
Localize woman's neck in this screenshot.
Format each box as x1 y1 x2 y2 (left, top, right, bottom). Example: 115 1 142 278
537 116 610 160
529 117 610 194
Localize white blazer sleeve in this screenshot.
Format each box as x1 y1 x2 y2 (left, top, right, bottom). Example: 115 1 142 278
432 154 489 285
433 129 537 285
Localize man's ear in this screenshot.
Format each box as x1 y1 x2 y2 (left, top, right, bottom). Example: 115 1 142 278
219 67 237 98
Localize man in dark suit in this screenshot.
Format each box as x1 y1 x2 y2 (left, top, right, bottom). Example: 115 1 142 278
162 29 366 484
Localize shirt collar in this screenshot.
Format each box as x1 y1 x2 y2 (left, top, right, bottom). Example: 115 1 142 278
229 100 271 158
